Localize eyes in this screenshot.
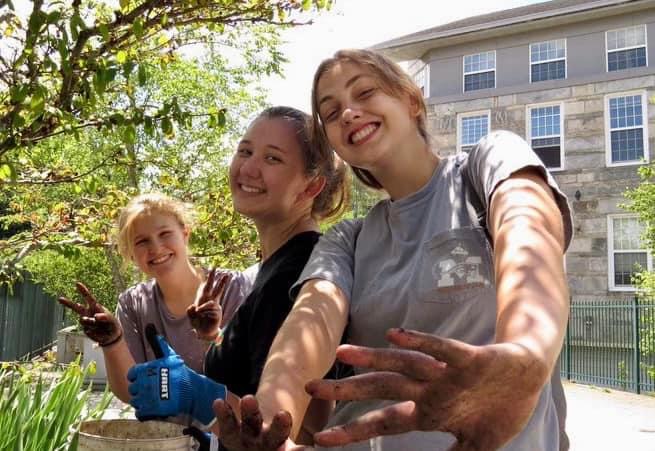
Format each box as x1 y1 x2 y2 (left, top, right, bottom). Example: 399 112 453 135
236 147 283 163
321 87 377 123
134 230 172 247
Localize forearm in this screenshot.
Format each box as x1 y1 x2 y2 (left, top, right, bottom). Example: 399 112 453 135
102 339 136 403
490 170 569 379
256 279 349 440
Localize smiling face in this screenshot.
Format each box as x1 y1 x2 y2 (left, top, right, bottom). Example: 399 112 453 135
315 61 419 171
229 117 316 222
129 212 190 279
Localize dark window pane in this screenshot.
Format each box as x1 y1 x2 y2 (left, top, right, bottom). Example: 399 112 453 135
608 47 647 71
464 71 495 91
614 252 647 286
531 60 566 82
611 128 644 162
532 140 561 168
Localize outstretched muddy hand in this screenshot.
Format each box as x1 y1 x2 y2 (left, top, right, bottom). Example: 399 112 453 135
58 282 122 347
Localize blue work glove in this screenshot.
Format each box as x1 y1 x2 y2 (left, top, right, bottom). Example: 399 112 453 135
127 333 226 426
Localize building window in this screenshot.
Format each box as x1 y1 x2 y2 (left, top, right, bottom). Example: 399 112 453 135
608 215 651 291
458 111 490 153
530 39 566 82
606 25 647 72
463 51 495 92
412 64 430 98
527 103 563 170
605 92 649 166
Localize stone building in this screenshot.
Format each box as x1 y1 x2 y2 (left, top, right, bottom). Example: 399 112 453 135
373 0 655 302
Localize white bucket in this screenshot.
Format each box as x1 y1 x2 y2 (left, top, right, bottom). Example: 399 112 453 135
77 419 193 450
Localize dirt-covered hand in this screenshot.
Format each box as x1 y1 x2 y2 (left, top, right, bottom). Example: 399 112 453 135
213 395 310 451
187 269 231 341
58 282 123 347
305 328 548 451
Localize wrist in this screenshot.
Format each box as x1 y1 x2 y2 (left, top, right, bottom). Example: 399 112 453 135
100 331 124 348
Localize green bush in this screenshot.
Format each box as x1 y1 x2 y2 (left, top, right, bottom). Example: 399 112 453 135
23 248 134 321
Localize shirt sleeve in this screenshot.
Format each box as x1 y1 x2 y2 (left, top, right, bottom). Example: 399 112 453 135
115 289 146 364
463 130 573 251
290 219 363 300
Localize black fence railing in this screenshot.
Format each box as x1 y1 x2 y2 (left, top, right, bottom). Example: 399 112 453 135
560 298 655 394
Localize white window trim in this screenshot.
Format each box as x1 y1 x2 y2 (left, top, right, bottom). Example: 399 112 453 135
412 63 430 99
457 110 491 153
526 101 565 171
605 24 648 72
607 214 652 292
529 39 567 83
462 51 496 93
604 90 649 167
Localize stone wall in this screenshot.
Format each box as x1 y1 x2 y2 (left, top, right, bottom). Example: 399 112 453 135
426 75 655 301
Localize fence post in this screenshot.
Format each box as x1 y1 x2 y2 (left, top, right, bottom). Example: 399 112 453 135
566 299 571 380
633 296 641 394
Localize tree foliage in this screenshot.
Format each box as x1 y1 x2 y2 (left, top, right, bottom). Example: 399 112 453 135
0 0 333 301
624 163 655 296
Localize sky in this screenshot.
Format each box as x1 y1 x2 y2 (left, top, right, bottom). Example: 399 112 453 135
266 0 544 111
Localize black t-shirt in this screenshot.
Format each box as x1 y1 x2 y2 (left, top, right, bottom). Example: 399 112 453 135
204 231 323 397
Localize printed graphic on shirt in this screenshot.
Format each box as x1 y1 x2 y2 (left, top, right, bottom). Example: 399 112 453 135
419 227 493 304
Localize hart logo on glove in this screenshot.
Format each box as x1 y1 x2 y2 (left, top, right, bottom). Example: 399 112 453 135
160 367 169 400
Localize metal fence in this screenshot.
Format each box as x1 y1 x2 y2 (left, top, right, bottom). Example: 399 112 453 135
560 298 655 394
0 278 67 361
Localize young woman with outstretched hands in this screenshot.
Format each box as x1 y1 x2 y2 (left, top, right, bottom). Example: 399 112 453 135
58 193 253 410
124 106 350 446
213 49 572 451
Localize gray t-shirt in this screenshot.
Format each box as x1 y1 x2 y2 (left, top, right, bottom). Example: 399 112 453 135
117 265 257 373
294 131 573 451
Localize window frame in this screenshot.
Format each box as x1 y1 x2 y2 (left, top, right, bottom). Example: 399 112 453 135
529 38 567 83
605 24 648 72
412 63 430 98
526 101 565 171
607 214 652 292
604 90 649 167
457 110 491 153
462 50 496 93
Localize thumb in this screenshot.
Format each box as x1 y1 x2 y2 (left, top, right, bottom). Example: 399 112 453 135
156 335 177 358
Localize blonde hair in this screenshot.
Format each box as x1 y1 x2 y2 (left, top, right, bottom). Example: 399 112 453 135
117 193 194 260
255 106 350 221
311 49 429 190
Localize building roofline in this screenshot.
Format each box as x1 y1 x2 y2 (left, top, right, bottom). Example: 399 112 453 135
373 0 653 60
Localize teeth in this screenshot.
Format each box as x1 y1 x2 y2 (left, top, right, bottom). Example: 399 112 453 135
241 185 264 193
151 255 170 265
351 124 377 144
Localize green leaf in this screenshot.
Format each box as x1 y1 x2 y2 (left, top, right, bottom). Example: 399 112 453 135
99 23 109 42
302 0 312 11
138 64 147 86
121 124 137 145
161 117 173 136
116 50 127 64
30 93 45 114
9 85 28 104
132 18 144 38
119 0 130 11
0 163 17 181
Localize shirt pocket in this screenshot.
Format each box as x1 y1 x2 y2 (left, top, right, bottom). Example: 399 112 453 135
417 227 494 304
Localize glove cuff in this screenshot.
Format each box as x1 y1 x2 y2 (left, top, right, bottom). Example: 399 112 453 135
189 376 227 426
